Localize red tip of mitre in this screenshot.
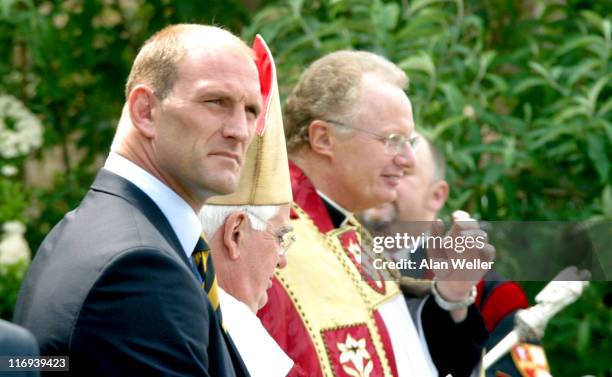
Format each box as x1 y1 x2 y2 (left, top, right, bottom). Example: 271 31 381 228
253 34 274 136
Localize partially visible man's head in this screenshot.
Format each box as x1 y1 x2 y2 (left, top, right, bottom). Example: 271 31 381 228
284 51 418 211
395 133 448 222
113 24 263 211
362 133 449 228
200 204 292 313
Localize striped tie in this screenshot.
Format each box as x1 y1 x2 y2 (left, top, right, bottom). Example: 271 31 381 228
192 236 222 320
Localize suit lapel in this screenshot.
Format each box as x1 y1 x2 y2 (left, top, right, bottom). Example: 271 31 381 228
90 169 196 277
92 169 251 376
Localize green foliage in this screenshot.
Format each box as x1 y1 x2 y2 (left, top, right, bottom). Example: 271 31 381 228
245 0 611 221
0 179 28 224
0 0 609 373
0 259 28 320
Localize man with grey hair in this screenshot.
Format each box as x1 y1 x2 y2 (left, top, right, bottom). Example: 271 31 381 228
258 50 492 377
15 24 261 376
200 204 295 377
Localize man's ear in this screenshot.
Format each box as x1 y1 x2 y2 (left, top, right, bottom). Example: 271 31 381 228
429 180 449 212
128 84 159 139
222 211 247 260
308 120 335 159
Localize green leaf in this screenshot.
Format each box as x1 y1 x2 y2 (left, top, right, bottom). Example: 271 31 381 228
580 10 605 34
288 0 304 16
244 6 293 42
576 316 591 356
527 61 566 94
372 1 399 31
479 51 496 75
529 61 550 79
567 59 601 87
554 35 604 59
600 119 612 145
406 0 455 17
523 103 533 125
452 189 474 209
397 7 449 40
513 77 548 95
397 51 436 79
602 185 612 217
0 0 14 19
589 74 612 114
454 150 476 171
439 83 466 114
431 115 466 138
586 134 610 183
603 19 611 45
528 125 576 150
484 73 508 93
552 105 590 124
597 97 612 118
503 137 517 169
482 164 504 187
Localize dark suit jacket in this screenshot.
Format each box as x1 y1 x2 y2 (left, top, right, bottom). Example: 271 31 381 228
14 169 249 376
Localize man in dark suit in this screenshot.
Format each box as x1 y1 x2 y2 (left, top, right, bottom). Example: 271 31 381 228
14 24 262 376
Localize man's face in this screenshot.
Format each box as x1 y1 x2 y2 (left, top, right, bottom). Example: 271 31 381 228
153 46 262 205
395 142 435 222
332 75 416 212
236 205 291 312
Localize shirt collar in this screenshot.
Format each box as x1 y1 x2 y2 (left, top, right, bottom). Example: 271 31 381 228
104 152 201 259
316 189 353 228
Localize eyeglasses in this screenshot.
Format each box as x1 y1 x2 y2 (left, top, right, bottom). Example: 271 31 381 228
245 210 296 257
325 120 419 156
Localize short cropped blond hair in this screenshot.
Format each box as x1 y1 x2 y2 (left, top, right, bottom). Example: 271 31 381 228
124 24 251 100
284 50 408 153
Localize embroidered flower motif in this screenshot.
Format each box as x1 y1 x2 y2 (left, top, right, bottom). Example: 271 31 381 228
337 334 373 377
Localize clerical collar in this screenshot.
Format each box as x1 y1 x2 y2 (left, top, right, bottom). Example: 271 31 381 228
316 190 353 228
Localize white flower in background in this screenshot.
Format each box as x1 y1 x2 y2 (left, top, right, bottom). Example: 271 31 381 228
463 105 476 119
0 94 43 159
0 221 31 266
1 165 18 176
